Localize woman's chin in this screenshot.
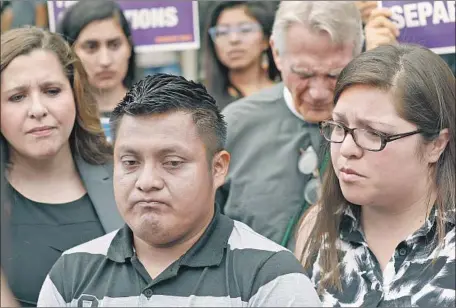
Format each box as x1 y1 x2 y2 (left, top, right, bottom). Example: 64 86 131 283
340 186 371 207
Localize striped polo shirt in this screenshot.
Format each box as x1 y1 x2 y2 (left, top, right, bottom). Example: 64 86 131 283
37 210 321 307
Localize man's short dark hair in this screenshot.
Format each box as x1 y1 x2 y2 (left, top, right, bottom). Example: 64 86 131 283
110 73 227 159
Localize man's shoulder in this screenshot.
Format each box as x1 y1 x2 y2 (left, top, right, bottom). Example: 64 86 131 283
222 216 307 277
222 83 285 120
221 83 286 142
222 217 320 306
62 229 120 257
227 219 289 253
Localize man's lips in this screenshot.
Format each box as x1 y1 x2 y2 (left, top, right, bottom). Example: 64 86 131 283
135 200 168 208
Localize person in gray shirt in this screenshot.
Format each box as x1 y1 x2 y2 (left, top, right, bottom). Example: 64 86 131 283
218 1 365 249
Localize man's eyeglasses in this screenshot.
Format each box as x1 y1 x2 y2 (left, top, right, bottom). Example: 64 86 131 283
319 120 430 152
208 23 262 43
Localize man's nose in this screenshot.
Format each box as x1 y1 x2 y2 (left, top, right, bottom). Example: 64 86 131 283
308 79 333 102
135 164 165 192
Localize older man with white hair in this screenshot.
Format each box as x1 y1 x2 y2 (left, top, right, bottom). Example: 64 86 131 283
217 1 364 249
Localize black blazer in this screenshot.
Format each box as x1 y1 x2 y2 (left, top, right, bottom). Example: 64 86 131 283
75 156 124 232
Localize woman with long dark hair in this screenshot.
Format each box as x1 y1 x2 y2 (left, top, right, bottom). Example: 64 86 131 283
58 0 136 142
203 1 280 110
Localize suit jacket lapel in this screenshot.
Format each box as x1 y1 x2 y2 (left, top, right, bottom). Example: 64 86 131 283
75 156 123 233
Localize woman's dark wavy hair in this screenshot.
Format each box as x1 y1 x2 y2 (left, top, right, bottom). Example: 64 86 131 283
203 1 280 106
57 0 136 89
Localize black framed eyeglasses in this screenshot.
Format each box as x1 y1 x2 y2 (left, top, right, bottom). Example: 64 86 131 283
319 120 428 152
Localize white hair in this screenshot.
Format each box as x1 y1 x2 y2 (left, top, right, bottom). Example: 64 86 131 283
271 1 364 56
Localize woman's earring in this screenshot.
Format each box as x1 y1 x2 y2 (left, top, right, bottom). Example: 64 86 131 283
261 51 269 72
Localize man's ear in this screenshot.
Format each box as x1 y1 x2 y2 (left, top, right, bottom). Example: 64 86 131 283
270 38 282 72
212 150 230 189
426 129 449 163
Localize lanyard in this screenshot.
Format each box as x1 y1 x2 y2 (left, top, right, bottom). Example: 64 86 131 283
280 150 329 247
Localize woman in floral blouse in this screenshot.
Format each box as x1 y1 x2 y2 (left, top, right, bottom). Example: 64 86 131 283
295 44 455 307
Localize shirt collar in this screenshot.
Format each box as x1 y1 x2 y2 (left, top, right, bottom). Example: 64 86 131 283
339 204 456 244
283 87 306 122
106 224 134 263
442 209 456 225
179 209 233 267
106 206 233 267
410 207 455 240
339 205 364 243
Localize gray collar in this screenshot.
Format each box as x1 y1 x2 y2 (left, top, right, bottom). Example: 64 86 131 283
106 207 233 268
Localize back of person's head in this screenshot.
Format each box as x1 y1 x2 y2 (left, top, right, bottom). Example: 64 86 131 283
203 1 280 101
110 73 227 160
57 0 136 89
271 1 364 56
1 27 112 165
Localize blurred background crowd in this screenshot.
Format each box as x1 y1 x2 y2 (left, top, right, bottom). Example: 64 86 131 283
1 1 454 115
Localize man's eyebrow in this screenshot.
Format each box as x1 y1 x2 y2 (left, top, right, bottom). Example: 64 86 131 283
328 67 343 75
291 65 344 75
157 145 191 156
115 145 139 155
115 145 191 156
290 65 312 72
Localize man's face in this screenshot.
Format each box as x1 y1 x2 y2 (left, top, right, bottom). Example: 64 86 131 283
113 111 229 247
272 23 355 123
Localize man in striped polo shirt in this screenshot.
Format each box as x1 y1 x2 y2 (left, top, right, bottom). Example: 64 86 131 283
37 74 321 307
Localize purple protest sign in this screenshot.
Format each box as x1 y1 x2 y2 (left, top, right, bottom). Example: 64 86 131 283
47 1 200 52
378 1 455 54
